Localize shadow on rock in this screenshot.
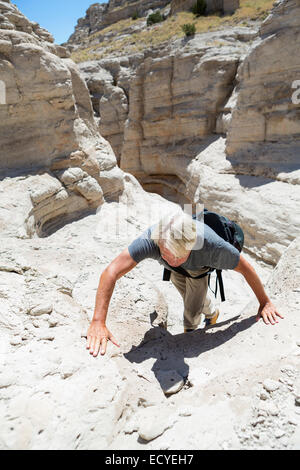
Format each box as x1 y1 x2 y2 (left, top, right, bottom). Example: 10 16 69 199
124 314 257 395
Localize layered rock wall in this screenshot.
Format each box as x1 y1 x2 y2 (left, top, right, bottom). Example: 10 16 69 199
226 0 300 179
121 41 240 180
0 0 125 237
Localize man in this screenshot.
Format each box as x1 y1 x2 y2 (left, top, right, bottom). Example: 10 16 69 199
86 211 283 357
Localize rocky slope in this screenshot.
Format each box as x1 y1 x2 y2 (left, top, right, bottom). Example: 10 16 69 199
0 170 299 450
65 0 241 53
67 0 171 46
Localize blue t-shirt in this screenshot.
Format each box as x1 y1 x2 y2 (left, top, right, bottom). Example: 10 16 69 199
128 220 240 272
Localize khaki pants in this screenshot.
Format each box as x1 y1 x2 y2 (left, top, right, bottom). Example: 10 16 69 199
170 267 216 329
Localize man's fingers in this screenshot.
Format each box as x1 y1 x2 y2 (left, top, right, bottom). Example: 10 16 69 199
88 336 107 357
269 314 276 325
90 336 97 355
269 311 277 324
262 313 270 325
109 334 120 348
100 337 108 356
86 328 120 357
272 312 279 323
93 338 101 357
257 304 283 326
86 335 92 350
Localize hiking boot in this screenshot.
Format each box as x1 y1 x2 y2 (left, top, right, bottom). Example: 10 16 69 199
204 308 220 327
184 327 196 333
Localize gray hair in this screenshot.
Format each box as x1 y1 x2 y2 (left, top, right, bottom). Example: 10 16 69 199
150 211 197 258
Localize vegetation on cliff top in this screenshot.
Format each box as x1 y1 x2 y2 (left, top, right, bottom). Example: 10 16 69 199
71 0 275 63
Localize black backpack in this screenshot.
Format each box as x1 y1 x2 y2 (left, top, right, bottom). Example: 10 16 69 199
162 209 244 302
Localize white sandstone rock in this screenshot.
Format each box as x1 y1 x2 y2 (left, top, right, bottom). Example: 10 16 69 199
156 370 184 395
28 304 53 317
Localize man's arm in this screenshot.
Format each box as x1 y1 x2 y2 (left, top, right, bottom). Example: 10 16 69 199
234 254 284 325
87 248 137 357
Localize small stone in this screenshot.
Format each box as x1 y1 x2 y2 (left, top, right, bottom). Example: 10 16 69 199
50 275 73 296
263 379 280 393
259 402 278 416
138 420 169 442
0 374 15 389
137 397 157 408
124 419 138 435
260 391 269 401
267 403 279 416
295 396 300 407
48 315 59 328
178 407 193 417
251 417 265 426
137 406 174 442
288 418 298 426
159 442 170 450
29 304 53 317
257 408 268 417
10 336 22 346
37 332 55 341
274 429 285 439
156 370 184 396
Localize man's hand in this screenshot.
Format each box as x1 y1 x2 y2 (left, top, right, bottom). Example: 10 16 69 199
256 301 284 325
87 320 120 357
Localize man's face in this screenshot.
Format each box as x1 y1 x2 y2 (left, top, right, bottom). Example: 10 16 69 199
158 242 190 267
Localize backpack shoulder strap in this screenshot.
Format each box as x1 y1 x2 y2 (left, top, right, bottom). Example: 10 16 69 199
208 269 226 302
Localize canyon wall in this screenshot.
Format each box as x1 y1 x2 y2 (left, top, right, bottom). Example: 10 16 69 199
0 0 125 238
226 0 300 179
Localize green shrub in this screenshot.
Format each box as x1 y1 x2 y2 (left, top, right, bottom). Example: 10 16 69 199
181 23 196 37
191 0 207 16
147 11 164 26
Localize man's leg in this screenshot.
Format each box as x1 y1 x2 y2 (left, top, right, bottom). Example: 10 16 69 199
170 271 190 330
183 269 210 330
202 288 217 319
170 271 186 300
171 269 219 331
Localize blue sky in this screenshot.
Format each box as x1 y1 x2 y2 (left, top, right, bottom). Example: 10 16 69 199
13 1 108 45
